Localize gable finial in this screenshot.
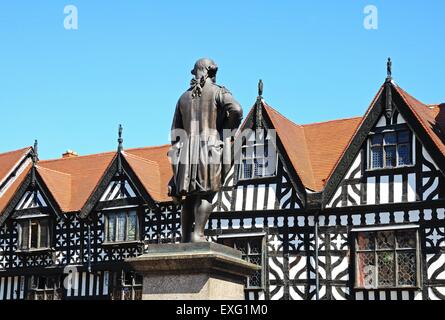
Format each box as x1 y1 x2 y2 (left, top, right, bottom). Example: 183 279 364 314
258 79 263 98
256 80 263 129
385 58 393 119
31 139 38 187
117 124 123 153
386 57 392 81
33 139 38 163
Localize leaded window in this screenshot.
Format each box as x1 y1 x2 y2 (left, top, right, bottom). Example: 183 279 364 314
218 236 264 291
105 210 139 243
239 134 277 180
355 229 419 289
18 218 51 250
369 130 412 169
111 270 142 300
27 275 62 300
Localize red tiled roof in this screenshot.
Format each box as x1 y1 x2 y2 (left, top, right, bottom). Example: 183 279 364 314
0 147 32 215
0 147 31 186
38 151 117 212
0 163 32 215
394 85 445 159
33 145 173 213
124 145 173 203
263 103 361 191
1 82 443 213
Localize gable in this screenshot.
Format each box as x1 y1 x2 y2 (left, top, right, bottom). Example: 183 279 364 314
100 178 137 202
15 190 47 210
211 102 305 212
325 99 444 208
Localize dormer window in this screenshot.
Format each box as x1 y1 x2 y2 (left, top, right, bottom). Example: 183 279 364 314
239 131 277 180
18 218 51 251
369 129 412 170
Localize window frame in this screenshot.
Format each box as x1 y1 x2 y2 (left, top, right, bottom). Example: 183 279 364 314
17 216 52 252
111 270 143 300
367 128 413 171
217 234 266 291
353 227 421 290
27 275 62 300
238 137 278 181
104 208 140 244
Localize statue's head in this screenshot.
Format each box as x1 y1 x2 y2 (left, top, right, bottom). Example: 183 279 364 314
191 58 218 82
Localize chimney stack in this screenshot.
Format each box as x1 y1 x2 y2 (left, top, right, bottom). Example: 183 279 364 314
62 150 79 158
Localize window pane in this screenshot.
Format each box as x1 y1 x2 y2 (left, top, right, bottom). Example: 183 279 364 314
384 132 397 145
39 220 49 248
371 147 383 169
249 239 262 255
356 253 376 288
398 144 411 166
384 146 397 167
20 221 29 250
398 131 410 143
396 230 416 249
242 160 252 179
117 213 126 241
357 232 375 250
377 231 395 249
127 212 137 241
371 134 383 146
107 215 116 242
254 158 266 177
31 220 39 248
245 146 254 159
397 252 416 286
377 251 395 287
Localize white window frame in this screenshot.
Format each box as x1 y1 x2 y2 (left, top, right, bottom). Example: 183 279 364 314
239 138 277 180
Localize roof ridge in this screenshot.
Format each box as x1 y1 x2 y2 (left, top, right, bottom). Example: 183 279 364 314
262 101 317 190
0 146 31 157
36 165 72 177
302 116 362 127
262 101 303 128
323 84 386 186
39 144 170 164
125 144 170 152
123 151 160 166
39 150 116 163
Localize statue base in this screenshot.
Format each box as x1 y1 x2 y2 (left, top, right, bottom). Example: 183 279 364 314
126 242 260 300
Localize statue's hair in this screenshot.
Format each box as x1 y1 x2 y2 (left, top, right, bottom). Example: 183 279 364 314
191 58 218 80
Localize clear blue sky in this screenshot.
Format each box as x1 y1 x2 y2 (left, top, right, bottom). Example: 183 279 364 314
1 1 444 159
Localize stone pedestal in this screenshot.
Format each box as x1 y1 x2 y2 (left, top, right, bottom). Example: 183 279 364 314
126 242 260 300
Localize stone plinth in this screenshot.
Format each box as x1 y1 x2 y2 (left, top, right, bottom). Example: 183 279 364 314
126 242 260 300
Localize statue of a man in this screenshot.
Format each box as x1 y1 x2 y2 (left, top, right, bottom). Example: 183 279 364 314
168 58 243 243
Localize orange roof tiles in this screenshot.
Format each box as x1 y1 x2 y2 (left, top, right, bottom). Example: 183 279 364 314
0 163 32 216
394 85 445 159
38 151 116 212
0 147 32 216
1 82 444 214
124 145 173 203
0 147 31 186
263 103 361 191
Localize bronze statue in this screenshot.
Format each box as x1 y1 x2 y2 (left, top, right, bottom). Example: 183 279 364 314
168 58 243 243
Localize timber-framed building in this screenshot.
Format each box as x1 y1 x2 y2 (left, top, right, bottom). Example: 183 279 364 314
1 62 445 300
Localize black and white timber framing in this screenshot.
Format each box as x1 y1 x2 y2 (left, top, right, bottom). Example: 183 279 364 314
1 79 445 300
